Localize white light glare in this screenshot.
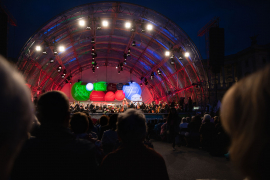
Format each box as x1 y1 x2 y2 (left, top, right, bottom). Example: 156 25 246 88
125 22 131 28
146 24 153 30
59 46 65 52
79 20 85 26
102 20 109 27
36 46 41 51
165 51 170 56
184 52 190 57
86 83 94 91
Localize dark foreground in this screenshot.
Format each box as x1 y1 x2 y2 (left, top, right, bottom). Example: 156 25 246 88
151 140 244 180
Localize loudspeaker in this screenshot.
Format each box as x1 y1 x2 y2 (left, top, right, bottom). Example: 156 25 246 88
209 27 224 73
0 13 8 58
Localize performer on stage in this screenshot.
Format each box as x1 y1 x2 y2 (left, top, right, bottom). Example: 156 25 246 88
122 98 128 110
130 101 135 109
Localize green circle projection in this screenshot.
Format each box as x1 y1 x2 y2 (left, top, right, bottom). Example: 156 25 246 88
71 81 91 101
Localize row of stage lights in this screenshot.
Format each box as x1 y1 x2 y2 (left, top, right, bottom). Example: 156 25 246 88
78 18 153 32
34 17 191 83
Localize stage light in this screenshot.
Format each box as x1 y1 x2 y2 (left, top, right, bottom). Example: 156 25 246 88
92 59 95 64
124 60 127 65
141 20 145 32
62 75 65 78
140 83 142 86
50 58 54 63
102 20 108 27
146 24 153 31
124 54 127 60
157 69 162 75
170 59 175 65
184 52 190 57
42 48 47 55
118 71 120 74
150 72 154 80
79 20 85 26
57 69 61 72
86 83 94 91
132 41 136 46
116 66 118 69
179 55 183 60
165 51 170 56
36 45 41 51
91 38 95 44
53 49 58 55
58 66 62 70
125 22 131 28
59 46 65 52
128 48 131 53
92 46 95 51
97 65 99 68
70 82 72 84
63 69 67 76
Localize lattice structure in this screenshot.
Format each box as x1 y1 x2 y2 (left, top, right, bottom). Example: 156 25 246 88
17 2 207 106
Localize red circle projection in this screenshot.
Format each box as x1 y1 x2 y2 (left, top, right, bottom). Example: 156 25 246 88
105 91 115 101
115 90 125 101
90 91 105 101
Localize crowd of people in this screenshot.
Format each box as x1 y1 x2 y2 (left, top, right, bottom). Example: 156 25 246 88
1 55 270 180
69 98 195 114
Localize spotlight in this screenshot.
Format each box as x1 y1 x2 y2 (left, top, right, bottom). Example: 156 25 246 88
170 54 174 59
62 75 65 78
150 72 154 80
170 59 175 65
36 45 41 51
157 69 162 75
179 55 183 60
57 69 61 73
141 20 145 32
63 69 67 76
125 22 131 28
118 71 120 74
92 59 95 64
92 46 95 51
70 82 72 84
59 46 65 52
91 38 95 44
86 17 91 30
127 52 130 56
165 51 170 56
128 48 131 53
184 52 190 57
58 65 62 70
50 58 54 63
79 20 85 26
53 49 58 55
140 83 142 86
97 65 99 69
116 66 118 69
124 60 127 65
132 41 136 46
146 24 153 31
42 47 47 55
102 20 108 27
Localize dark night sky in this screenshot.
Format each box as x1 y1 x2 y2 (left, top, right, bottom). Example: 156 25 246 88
2 0 270 61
